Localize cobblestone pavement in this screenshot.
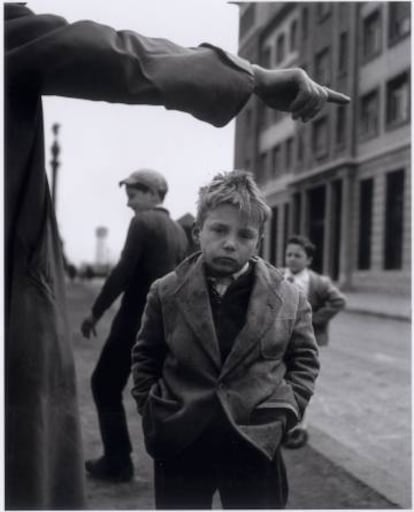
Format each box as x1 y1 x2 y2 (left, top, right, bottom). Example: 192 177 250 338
67 281 403 509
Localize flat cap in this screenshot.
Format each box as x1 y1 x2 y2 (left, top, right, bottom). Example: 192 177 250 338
119 169 168 196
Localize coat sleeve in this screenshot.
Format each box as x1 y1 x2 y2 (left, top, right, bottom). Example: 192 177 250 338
5 9 254 127
131 280 168 414
284 292 320 418
91 218 145 320
312 276 347 327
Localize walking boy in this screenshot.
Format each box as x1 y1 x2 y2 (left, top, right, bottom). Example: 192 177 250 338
283 234 346 448
131 171 319 509
81 169 188 481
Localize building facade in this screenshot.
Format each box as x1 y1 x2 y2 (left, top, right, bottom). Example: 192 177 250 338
234 2 411 293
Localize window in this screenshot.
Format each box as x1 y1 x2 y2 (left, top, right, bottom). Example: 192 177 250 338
360 90 379 138
384 169 404 270
258 152 268 183
339 3 349 21
338 32 348 75
389 2 411 43
283 203 290 257
271 145 281 178
285 137 294 169
290 20 298 51
258 47 271 129
331 180 343 281
293 193 302 233
316 3 331 21
245 109 252 137
315 48 330 85
313 117 329 157
270 206 279 265
335 105 347 147
260 46 271 67
302 7 309 40
386 71 410 127
276 33 286 64
363 10 382 61
240 5 256 37
357 178 373 270
297 130 304 162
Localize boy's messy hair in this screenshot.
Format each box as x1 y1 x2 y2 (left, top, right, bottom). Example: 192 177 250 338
196 170 271 230
287 234 316 258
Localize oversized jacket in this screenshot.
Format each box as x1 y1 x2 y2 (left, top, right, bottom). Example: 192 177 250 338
5 4 254 509
307 270 346 346
131 254 319 461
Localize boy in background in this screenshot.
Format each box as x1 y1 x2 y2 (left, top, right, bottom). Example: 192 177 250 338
283 234 346 448
131 171 319 509
81 169 188 481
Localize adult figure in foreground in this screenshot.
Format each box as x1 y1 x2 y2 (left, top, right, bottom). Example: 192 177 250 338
81 169 188 482
5 3 350 509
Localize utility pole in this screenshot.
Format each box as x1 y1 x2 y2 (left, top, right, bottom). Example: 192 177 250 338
50 123 61 210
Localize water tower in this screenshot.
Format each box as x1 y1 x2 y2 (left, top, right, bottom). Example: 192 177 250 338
95 226 109 265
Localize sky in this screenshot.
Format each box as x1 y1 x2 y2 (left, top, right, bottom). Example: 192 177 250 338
27 0 243 265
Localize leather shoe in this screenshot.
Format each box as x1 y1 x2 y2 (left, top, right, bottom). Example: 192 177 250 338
85 455 134 482
283 428 309 449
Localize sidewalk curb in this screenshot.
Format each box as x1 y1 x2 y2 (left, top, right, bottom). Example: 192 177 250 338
307 425 410 509
345 307 411 322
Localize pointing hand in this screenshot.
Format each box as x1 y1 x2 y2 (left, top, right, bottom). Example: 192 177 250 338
252 66 350 123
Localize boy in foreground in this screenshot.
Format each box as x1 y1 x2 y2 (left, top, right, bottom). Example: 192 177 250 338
131 170 319 509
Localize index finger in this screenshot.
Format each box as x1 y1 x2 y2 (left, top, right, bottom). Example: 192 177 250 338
325 87 351 104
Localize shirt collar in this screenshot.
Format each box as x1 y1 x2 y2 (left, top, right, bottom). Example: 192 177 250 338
286 267 310 282
207 261 251 297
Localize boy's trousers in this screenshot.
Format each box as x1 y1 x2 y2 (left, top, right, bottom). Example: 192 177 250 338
91 310 139 462
153 413 288 509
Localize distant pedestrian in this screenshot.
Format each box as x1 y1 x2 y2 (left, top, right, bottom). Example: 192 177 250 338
81 169 188 482
282 234 346 448
131 170 319 509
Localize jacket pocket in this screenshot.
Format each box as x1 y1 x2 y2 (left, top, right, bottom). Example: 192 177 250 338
260 318 294 359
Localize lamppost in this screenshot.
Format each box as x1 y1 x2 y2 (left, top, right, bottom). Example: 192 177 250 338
50 123 61 209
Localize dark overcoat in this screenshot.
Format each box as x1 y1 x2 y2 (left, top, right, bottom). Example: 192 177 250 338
5 4 253 508
131 254 320 461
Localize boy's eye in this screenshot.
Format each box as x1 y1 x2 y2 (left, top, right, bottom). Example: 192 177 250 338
239 230 256 240
212 225 226 234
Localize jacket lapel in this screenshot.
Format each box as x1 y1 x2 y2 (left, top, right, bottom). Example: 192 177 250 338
174 255 221 370
220 259 283 378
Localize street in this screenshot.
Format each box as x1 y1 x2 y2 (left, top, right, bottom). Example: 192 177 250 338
68 280 406 509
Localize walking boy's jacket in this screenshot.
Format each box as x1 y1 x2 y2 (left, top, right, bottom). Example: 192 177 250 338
131 254 319 461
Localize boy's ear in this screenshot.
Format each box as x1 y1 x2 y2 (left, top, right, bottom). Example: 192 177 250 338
192 224 201 244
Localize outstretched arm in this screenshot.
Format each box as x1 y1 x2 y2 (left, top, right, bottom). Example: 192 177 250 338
5 8 254 127
6 6 350 128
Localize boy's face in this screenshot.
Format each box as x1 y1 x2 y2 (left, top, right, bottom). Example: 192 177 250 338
285 243 312 274
194 204 261 276
125 185 158 214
